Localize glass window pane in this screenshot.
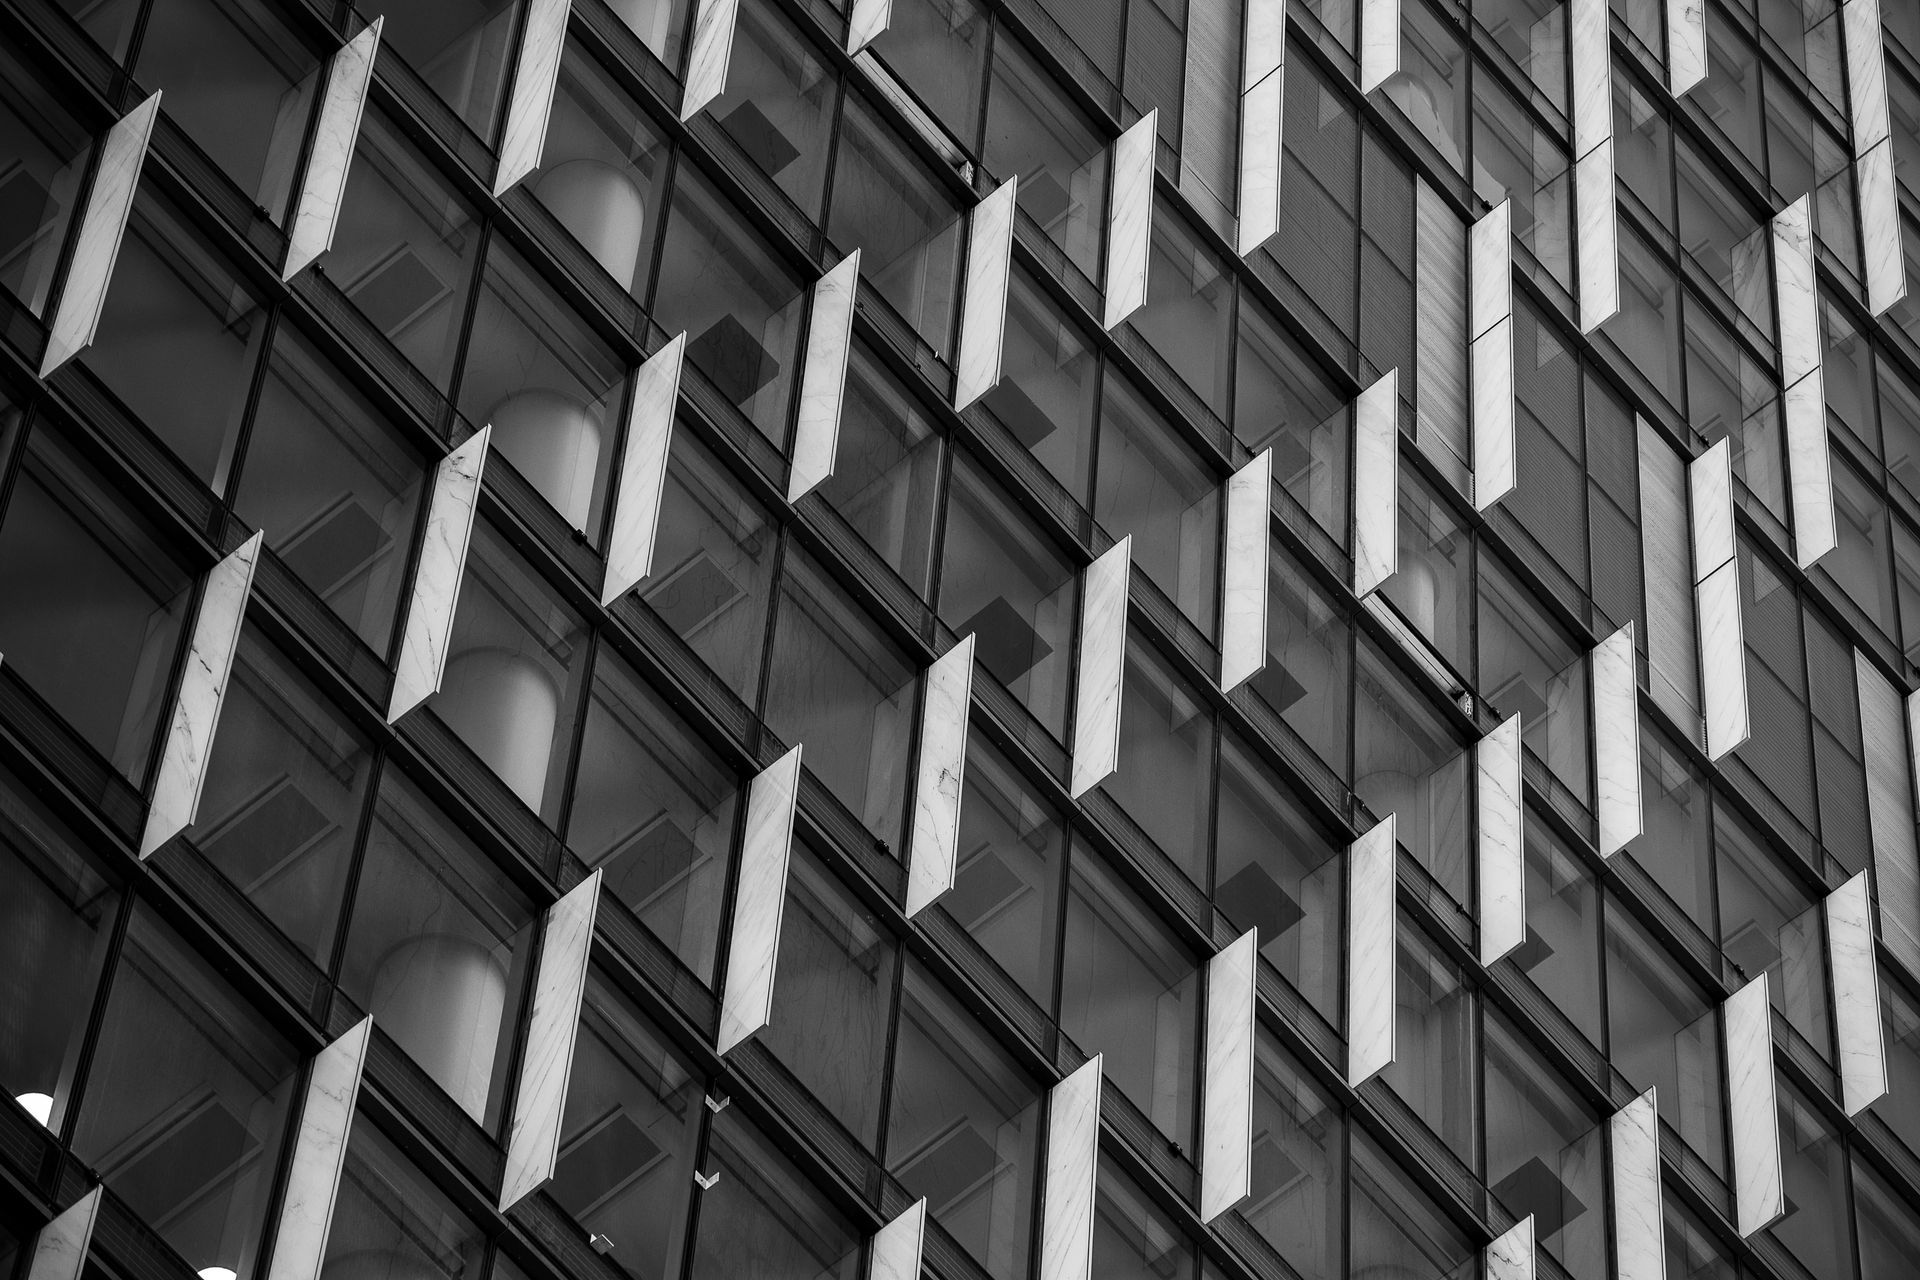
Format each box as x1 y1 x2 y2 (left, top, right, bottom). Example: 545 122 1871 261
434 523 590 822
1095 375 1221 637
74 907 300 1280
195 626 373 963
1349 1132 1476 1280
1354 644 1470 903
986 270 1099 496
818 345 942 595
322 1120 488 1280
1713 802 1829 1056
1104 639 1213 884
1383 0 1468 173
687 1107 861 1280
1874 972 1920 1159
1246 1035 1341 1279
1770 1081 1850 1280
946 736 1065 1006
233 325 427 655
1604 901 1726 1175
1484 1015 1605 1280
1629 725 1713 928
0 426 193 783
1606 228 1682 407
1856 1151 1920 1280
0 46 91 317
1093 1157 1195 1280
1518 810 1603 1046
983 35 1107 282
568 651 738 983
1233 300 1348 540
1389 473 1474 671
1130 208 1232 417
884 960 1041 1280
1383 918 1477 1163
709 0 837 216
381 0 520 143
1254 540 1351 774
869 0 989 153
1478 553 1589 802
337 770 537 1128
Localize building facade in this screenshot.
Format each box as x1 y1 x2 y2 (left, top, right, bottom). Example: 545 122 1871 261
0 0 1918 1277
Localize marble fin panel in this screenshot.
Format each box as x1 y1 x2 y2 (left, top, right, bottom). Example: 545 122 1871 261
1569 0 1611 155
1696 558 1750 760
789 251 861 502
1244 0 1287 89
1102 111 1158 330
847 0 892 53
1219 450 1271 692
1347 815 1396 1087
1201 929 1257 1221
1843 0 1890 152
1477 714 1525 966
1859 139 1907 315
1607 1089 1666 1280
389 428 489 722
1669 0 1707 97
954 178 1018 411
1472 316 1515 510
1688 438 1735 581
1069 537 1132 799
1040 1056 1102 1280
267 1019 372 1280
603 334 685 605
493 0 570 195
1469 200 1511 341
1575 139 1619 332
285 20 381 280
26 1189 102 1280
717 746 801 1054
869 1199 925 1280
42 93 160 377
1359 0 1401 93
680 0 741 121
1237 68 1284 256
1353 370 1399 597
1773 198 1820 386
906 635 975 916
1485 1215 1534 1280
1593 623 1642 857
1725 974 1784 1236
1783 369 1836 569
1826 872 1888 1116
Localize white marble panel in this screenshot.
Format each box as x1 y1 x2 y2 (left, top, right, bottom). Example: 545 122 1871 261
1219 450 1271 692
26 1189 101 1280
1696 558 1750 761
1783 369 1836 570
789 251 861 502
1472 317 1515 511
501 870 602 1210
1469 200 1511 341
1773 198 1820 387
1347 815 1396 1087
1569 0 1611 155
1070 538 1131 799
1236 69 1284 256
1607 1089 1666 1280
1244 0 1286 88
869 1199 925 1280
1486 1215 1534 1280
1201 929 1257 1222
140 533 262 859
603 334 685 605
1593 624 1643 858
1102 111 1158 330
1477 715 1525 966
717 746 801 1054
389 428 489 722
1575 140 1619 333
1725 974 1784 1236
680 0 740 121
1640 418 1700 725
1359 0 1400 93
1353 370 1399 597
1688 438 1735 581
906 635 974 917
1041 1056 1102 1280
267 1019 371 1280
285 21 380 280
1859 139 1907 315
1668 0 1707 97
493 0 568 195
41 93 159 377
847 0 892 54
1826 872 1888 1116
954 177 1018 411
1843 0 1890 152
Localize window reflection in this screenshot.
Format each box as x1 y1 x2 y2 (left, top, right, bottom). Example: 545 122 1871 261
1094 376 1221 637
947 737 1065 1006
381 0 520 143
1605 902 1726 1175
816 347 941 594
1484 1015 1605 1280
1383 919 1477 1163
708 0 837 216
321 1120 488 1280
1246 1036 1341 1278
982 35 1107 282
687 1106 861 1280
0 45 90 317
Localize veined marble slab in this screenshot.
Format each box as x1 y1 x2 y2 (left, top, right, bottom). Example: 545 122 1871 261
1477 714 1525 966
847 0 891 54
1359 0 1400 93
26 1189 102 1280
1593 624 1642 857
1843 0 1890 152
42 93 159 377
1772 198 1820 387
717 746 801 1054
789 251 861 501
1859 139 1907 315
1569 0 1611 155
1347 815 1396 1087
1201 929 1257 1221
1040 1056 1102 1280
1826 872 1888 1116
1472 316 1515 511
1353 370 1399 597
1696 558 1750 760
1668 0 1707 96
1575 140 1619 333
1469 200 1511 341
267 1019 371 1280
869 1199 925 1280
1725 974 1784 1236
681 0 741 121
1486 1215 1534 1280
1608 1089 1666 1280
1782 369 1836 569
140 533 262 859
954 178 1018 410
1102 111 1158 330
906 635 974 916
1219 450 1271 692
389 428 489 722
286 21 380 280
1244 0 1286 89
1237 68 1284 256
1688 438 1735 581
501 870 602 1210
603 334 685 605
493 0 569 195
1070 538 1131 798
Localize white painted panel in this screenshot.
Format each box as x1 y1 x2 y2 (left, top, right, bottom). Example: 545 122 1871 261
1593 624 1643 857
1486 1215 1534 1280
41 93 160 377
500 870 602 1210
1347 815 1396 1087
26 1190 101 1280
1608 1089 1666 1280
602 334 685 605
1859 139 1907 315
1477 714 1525 966
1569 0 1611 154
680 0 740 121
869 1199 925 1280
1219 450 1271 692
1688 438 1735 581
1040 1056 1102 1280
788 251 861 501
847 0 892 54
1469 200 1512 341
389 428 489 722
1669 0 1707 96
1102 111 1158 330
140 533 262 858
493 0 569 195
267 1019 371 1280
1353 370 1399 597
286 20 381 280
1783 369 1836 570
1237 69 1284 256
1359 0 1401 93
1826 872 1888 1116
953 178 1018 411
1575 140 1620 333
906 635 974 917
1070 538 1131 799
1725 974 1784 1236
1472 316 1515 511
1696 558 1750 760
1201 929 1257 1221
717 746 801 1054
